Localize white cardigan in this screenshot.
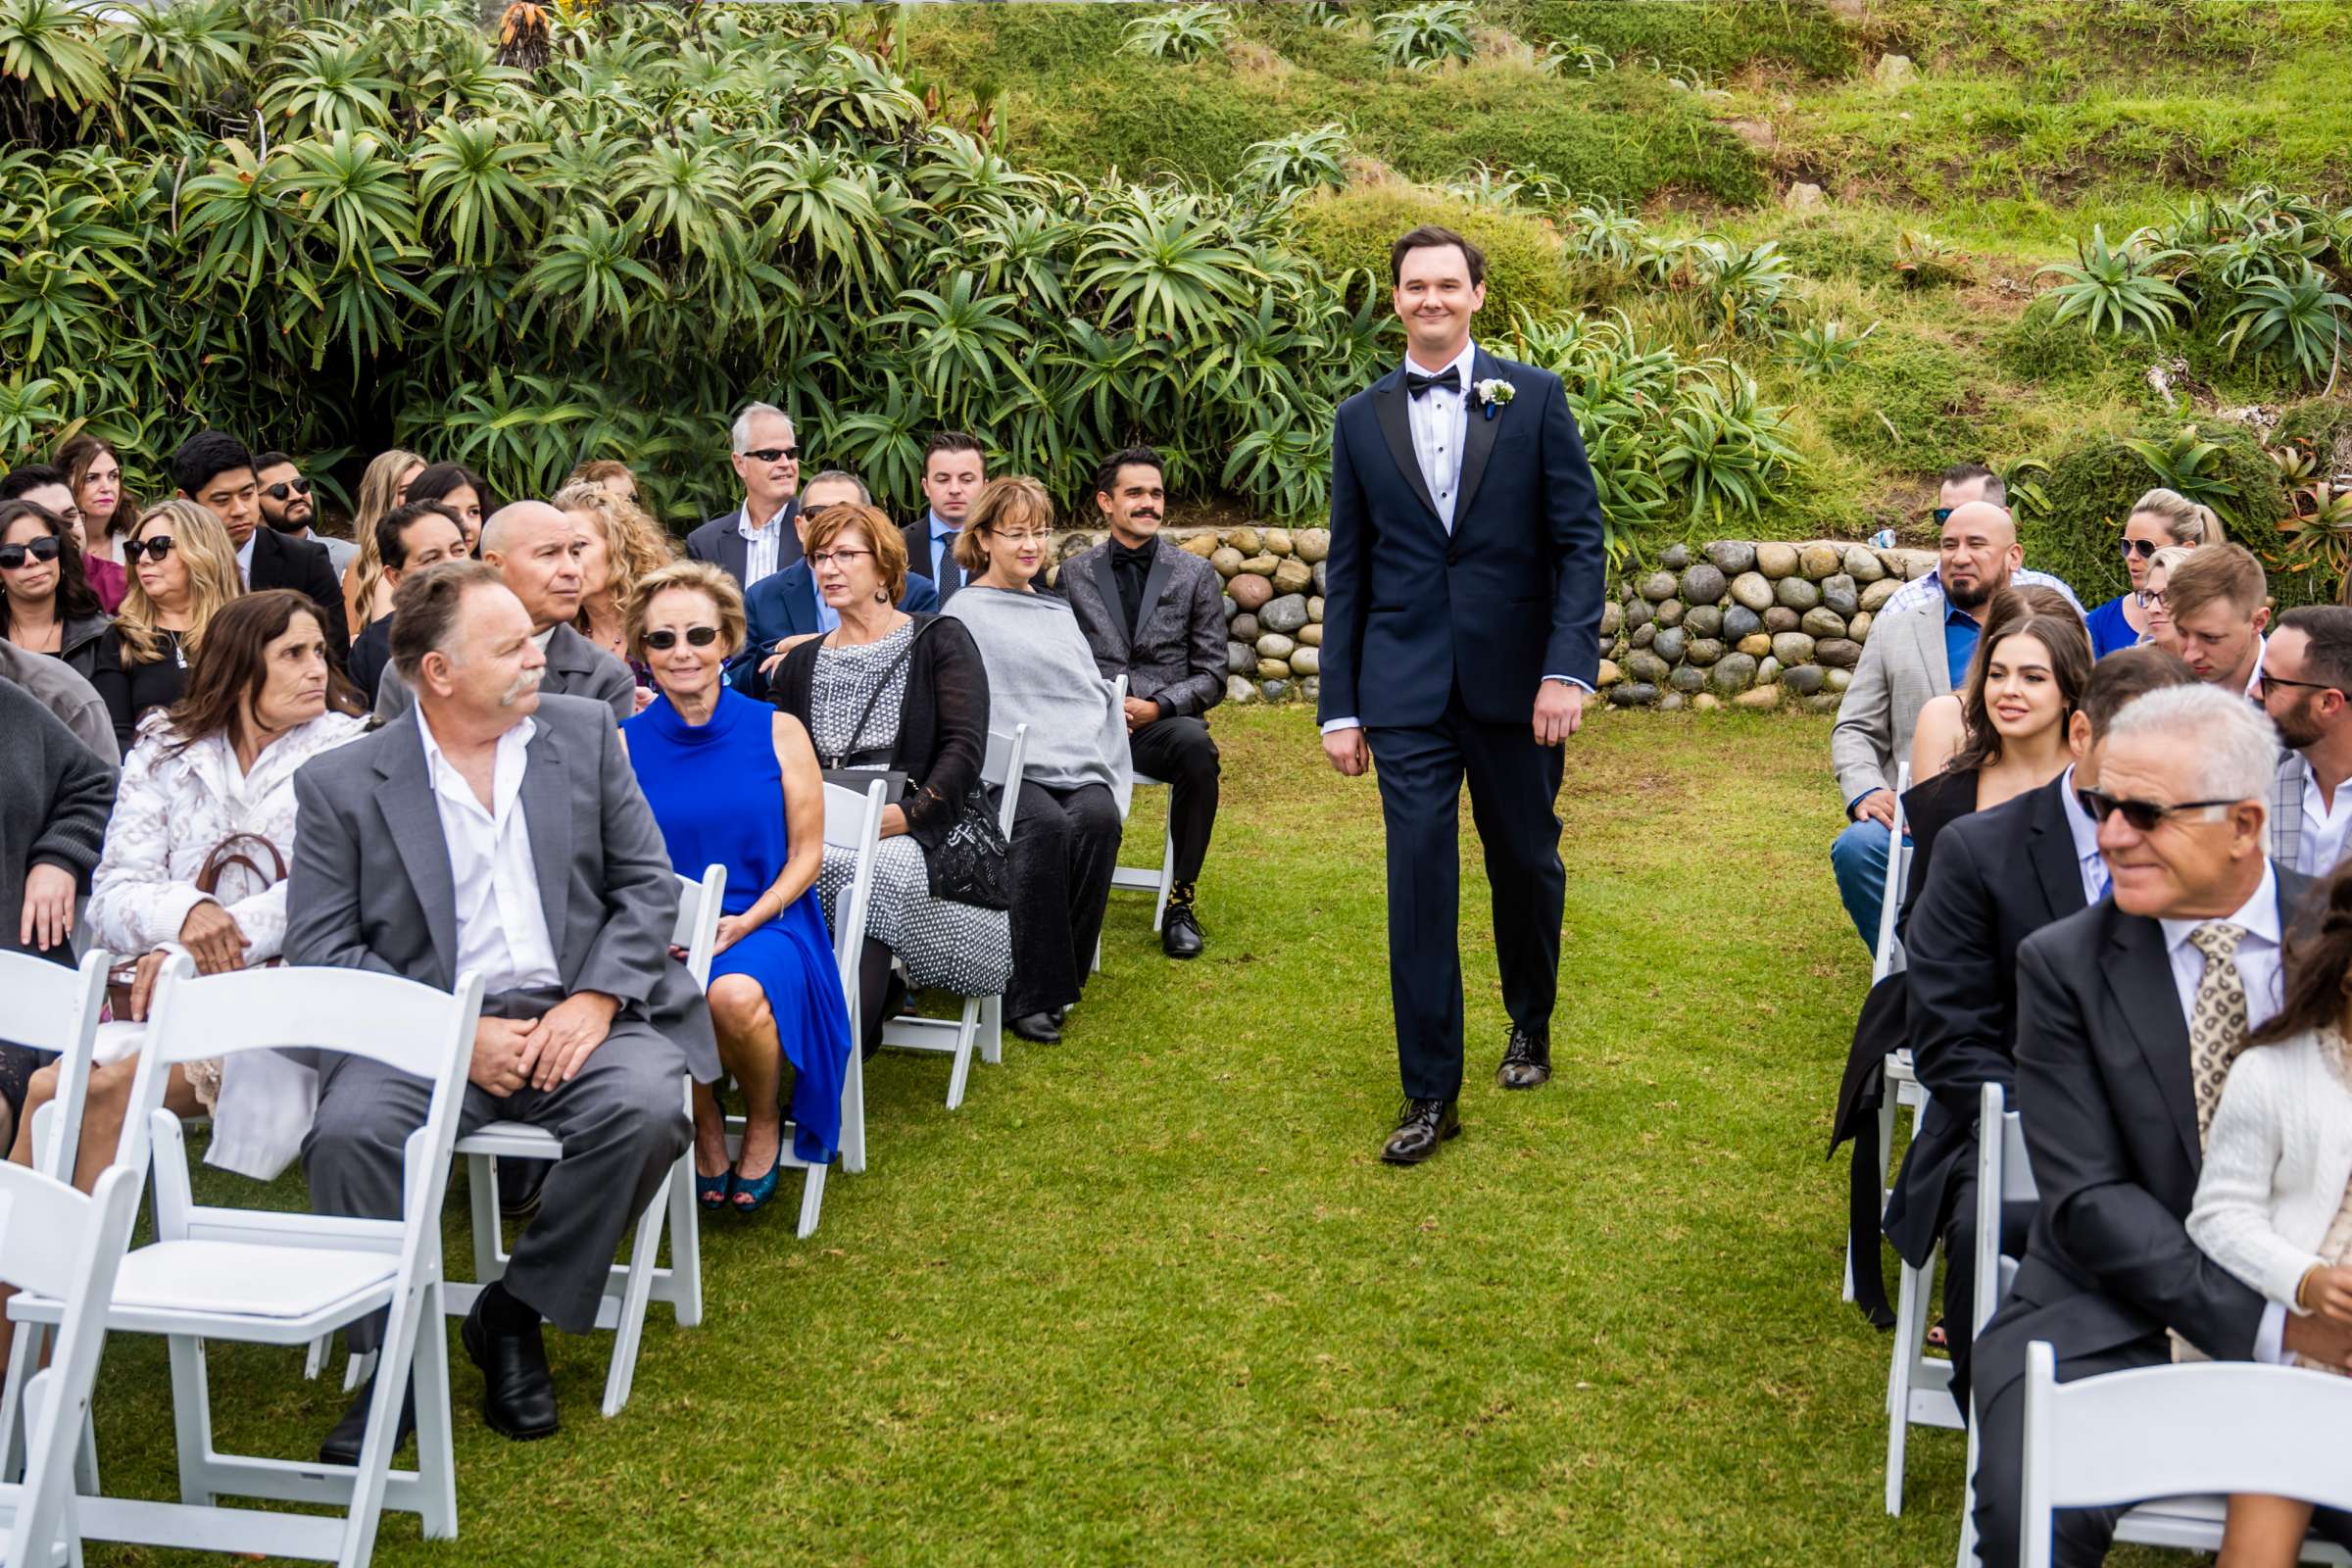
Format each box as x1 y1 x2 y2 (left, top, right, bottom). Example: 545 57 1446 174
84 709 366 1179
2186 1028 2352 1312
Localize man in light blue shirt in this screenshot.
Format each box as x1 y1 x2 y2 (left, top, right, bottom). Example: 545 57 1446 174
899 432 986 604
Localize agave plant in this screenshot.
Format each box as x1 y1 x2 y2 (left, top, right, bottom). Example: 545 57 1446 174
1238 123 1349 198
1119 4 1234 63
2220 262 2350 388
1779 318 1877 376
2118 423 2244 523
1533 37 1612 75
1372 1 1476 72
1567 199 1644 269
0 0 113 125
1892 229 1970 286
1691 238 1796 336
2036 225 2191 341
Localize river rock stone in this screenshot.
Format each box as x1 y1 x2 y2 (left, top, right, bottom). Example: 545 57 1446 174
1860 578 1901 613
1260 595 1309 635
1848 611 1873 644
1731 572 1776 612
1227 642 1252 676
1608 682 1660 708
1657 691 1686 711
1734 685 1783 710
1756 542 1800 579
1669 664 1706 694
1626 649 1671 685
1692 692 1723 711
1228 573 1273 611
1624 597 1654 631
1723 605 1762 642
1222 594 1239 621
1681 564 1728 607
1660 543 1691 570
1255 632 1296 662
1764 606 1800 634
1256 658 1291 680
1805 692 1845 715
1261 679 1291 702
1783 663 1826 697
1685 637 1725 668
1231 612 1260 643
1816 638 1862 670
1182 533 1218 558
1704 541 1757 575
1757 656 1783 684
1772 631 1817 665
1652 626 1688 664
1738 633 1772 659
1597 659 1622 687
1290 646 1320 676
1210 547 1245 578
1307 596 1323 621
1599 601 1624 639
1799 543 1841 578
1826 667 1852 692
1226 675 1257 704
1262 527 1293 557
1227 526 1261 556
1313 561 1325 596
1776 575 1822 612
1294 528 1330 564
1642 570 1679 602
1801 608 1848 640
1297 623 1322 647
1631 623 1655 650
1272 559 1314 595
1821 575 1858 617
1874 51 1917 89
1709 652 1757 695
1299 676 1319 704
1684 605 1723 639
1655 599 1685 629
1238 553 1279 578
1843 545 1886 583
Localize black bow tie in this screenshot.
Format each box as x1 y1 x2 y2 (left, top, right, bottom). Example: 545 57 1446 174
1405 367 1464 400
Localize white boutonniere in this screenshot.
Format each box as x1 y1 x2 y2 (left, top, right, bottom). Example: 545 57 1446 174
1474 378 1515 419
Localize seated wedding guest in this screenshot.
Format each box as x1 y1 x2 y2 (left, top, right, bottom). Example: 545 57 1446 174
172 431 347 654
1967 683 2352 1567
901 432 986 606
623 563 852 1211
289 561 712 1458
404 461 489 558
1880 464 2086 619
2164 541 2270 697
1831 501 2026 954
0 497 110 679
2261 606 2352 878
375 501 634 726
1058 447 1223 960
553 481 676 692
2084 488 2222 660
93 501 241 755
2141 545 2191 657
1906 585 2082 782
1884 647 2196 1410
1 463 115 621
58 435 134 612
1899 591 2092 908
0 637 117 763
564 459 640 508
341 447 427 640
348 502 467 706
254 450 355 581
690 402 802 591
767 504 1011 1059
14 589 367 1194
944 477 1129 1044
744 470 937 659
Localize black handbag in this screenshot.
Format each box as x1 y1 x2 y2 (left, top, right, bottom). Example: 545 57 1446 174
816 631 917 806
924 785 1011 910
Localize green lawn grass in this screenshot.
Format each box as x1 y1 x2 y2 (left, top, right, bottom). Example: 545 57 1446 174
78 709 2136 1565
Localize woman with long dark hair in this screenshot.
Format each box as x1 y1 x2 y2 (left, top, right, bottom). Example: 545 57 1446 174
58 434 135 612
403 462 491 558
0 498 110 678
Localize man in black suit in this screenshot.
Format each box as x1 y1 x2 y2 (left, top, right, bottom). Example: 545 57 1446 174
1886 648 2195 1410
172 431 349 658
899 431 986 606
1968 682 2352 1566
685 401 802 591
1318 224 1606 1165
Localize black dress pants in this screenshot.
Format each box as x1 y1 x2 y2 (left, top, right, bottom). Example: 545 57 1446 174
1127 715 1219 887
1936 1165 2034 1417
1000 780 1123 1018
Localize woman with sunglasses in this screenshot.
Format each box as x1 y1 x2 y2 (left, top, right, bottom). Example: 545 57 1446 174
58 435 134 612
93 500 242 755
0 499 110 680
340 447 426 642
623 562 851 1213
2085 487 2223 660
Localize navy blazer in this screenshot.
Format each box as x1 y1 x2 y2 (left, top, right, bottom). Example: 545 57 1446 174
1318 346 1605 728
744 561 941 649
686 498 802 588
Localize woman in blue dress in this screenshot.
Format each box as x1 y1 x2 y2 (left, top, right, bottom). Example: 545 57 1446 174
624 562 852 1215
2082 487 2222 659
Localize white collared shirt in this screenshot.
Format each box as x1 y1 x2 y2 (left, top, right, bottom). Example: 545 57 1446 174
1404 340 1474 534
417 712 561 996
2157 859 2283 1035
2057 764 2110 904
235 531 256 587
2297 759 2352 877
2243 637 2269 704
738 501 790 590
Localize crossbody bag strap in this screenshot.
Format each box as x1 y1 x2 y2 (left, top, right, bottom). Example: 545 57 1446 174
823 617 931 768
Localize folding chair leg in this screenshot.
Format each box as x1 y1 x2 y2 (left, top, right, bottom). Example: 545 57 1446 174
412 1281 458 1541
1955 1410 1983 1568
1885 1246 1936 1516
303 1334 328 1382
165 1333 215 1507
466 1152 506 1289
664 1152 703 1329
945 997 982 1110
602 1182 667 1419
839 1047 866 1175
74 1403 99 1496
338 1286 424 1568
0 1319 42 1481
796 1163 826 1241
978 994 1003 1067
1152 822 1175 932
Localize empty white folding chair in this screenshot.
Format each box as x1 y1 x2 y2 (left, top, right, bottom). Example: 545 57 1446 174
877 723 1026 1116
817 780 886 1182
1109 769 1177 933
445 864 724 1419
9 961 485 1567
0 1160 141 1568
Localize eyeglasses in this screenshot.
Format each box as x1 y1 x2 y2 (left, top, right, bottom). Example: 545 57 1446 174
126 535 174 563
742 447 801 464
264 477 311 501
808 548 872 568
643 626 720 651
2257 671 2338 697
992 529 1053 546
0 537 61 570
2121 537 2159 560
2136 588 2168 610
2076 788 2243 832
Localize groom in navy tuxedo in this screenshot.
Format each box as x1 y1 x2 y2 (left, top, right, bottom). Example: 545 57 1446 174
1319 225 1606 1165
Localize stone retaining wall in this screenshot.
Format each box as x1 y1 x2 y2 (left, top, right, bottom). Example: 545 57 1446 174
1048 526 1328 707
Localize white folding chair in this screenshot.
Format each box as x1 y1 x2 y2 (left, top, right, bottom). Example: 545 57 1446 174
10 961 485 1567
819 780 885 1181
1109 770 1177 933
0 1160 140 1568
444 864 723 1419
877 723 1026 1115
1847 765 1928 1311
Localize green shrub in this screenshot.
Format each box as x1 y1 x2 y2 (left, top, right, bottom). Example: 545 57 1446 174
1289 184 1569 330
1815 329 1986 468
2029 417 2290 606
1517 0 1862 80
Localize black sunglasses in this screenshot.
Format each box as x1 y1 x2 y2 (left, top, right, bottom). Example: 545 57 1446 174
2120 538 2159 560
0 536 61 570
644 626 720 651
264 477 312 501
2076 788 2243 832
126 535 174 563
742 447 801 464
1933 506 1954 524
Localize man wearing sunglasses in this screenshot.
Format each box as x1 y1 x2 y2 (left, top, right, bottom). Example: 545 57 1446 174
1966 682 2352 1566
686 401 802 592
254 450 356 583
172 431 350 662
2257 604 2352 879
1879 463 2086 622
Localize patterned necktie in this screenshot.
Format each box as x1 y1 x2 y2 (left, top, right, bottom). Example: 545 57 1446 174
2185 920 2248 1149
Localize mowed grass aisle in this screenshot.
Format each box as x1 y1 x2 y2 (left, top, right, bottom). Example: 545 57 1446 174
85 709 2041 1566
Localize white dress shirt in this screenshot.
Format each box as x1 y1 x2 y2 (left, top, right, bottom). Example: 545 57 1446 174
2057 764 2111 904
2157 859 2289 1363
738 502 791 590
418 713 561 996
235 531 256 587
2297 761 2352 878
1404 340 1473 534
2242 637 2269 704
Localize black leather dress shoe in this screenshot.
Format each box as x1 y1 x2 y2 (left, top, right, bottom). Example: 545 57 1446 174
461 1297 560 1442
1161 901 1204 959
1496 1026 1552 1090
1009 1011 1061 1043
1380 1098 1461 1164
318 1373 416 1466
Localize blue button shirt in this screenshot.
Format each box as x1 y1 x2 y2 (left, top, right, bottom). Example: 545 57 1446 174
1944 604 1982 690
928 512 957 583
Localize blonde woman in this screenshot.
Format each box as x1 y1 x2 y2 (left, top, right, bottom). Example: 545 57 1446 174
92 500 241 753
2086 486 2222 658
2140 544 2195 656
564 458 642 508
554 481 674 676
337 448 426 642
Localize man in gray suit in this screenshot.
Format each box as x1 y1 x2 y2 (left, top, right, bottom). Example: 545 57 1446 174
1829 500 2022 951
288 562 713 1457
375 501 637 726
1058 448 1226 958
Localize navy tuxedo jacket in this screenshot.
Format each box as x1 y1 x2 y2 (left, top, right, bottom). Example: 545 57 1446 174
744 560 940 649
1318 347 1606 729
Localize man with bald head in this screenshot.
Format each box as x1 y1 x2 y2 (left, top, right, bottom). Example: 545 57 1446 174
374 500 635 726
1829 500 2031 951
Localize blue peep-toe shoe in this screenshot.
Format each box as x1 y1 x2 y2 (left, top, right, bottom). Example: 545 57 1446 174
696 1169 732 1210
729 1154 783 1215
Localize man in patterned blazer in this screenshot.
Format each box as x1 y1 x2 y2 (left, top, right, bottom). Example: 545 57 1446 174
2259 604 2352 876
1058 447 1225 959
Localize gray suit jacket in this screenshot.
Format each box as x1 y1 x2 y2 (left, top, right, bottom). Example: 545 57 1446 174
1831 603 1951 807
284 694 718 1081
1058 538 1227 719
373 620 636 727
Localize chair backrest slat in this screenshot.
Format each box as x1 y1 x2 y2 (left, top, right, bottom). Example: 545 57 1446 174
673 865 726 990
0 950 110 1181
820 782 885 1010
1974 1083 2038 1340
982 723 1028 840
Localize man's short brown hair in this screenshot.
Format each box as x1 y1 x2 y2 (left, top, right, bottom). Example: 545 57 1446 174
1390 224 1486 288
2162 542 2268 625
2079 644 2198 742
390 559 504 678
805 502 907 607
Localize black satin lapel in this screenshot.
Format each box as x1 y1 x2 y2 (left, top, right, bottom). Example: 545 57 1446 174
2105 914 2200 1170
1372 373 1440 519
1454 350 1502 521
1135 546 1176 635
2030 781 2088 920
1090 550 1129 658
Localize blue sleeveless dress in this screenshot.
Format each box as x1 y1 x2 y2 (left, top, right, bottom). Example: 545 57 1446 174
625 687 851 1163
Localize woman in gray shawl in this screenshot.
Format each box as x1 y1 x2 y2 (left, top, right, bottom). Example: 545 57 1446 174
944 477 1129 1044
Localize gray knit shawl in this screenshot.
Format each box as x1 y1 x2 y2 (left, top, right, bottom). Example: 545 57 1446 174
944 587 1132 815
